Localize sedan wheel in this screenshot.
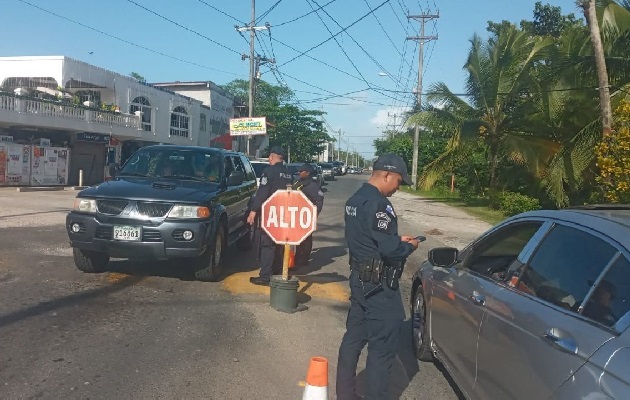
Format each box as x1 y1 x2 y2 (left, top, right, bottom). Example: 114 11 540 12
412 286 434 361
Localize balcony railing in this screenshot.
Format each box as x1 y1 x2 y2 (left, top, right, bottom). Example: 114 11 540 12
0 92 140 130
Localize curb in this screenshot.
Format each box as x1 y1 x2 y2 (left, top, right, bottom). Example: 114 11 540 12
16 186 65 192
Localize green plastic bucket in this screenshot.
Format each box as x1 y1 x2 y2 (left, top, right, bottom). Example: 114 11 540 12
270 275 299 313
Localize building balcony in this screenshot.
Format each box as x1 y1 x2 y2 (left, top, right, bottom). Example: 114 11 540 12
0 92 143 139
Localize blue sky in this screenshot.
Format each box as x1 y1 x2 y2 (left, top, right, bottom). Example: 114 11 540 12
4 0 580 159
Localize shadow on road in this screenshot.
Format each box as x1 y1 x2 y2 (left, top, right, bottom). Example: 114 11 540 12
0 274 144 328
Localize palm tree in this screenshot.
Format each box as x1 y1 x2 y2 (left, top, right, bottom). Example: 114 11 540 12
411 24 556 191
541 1 630 206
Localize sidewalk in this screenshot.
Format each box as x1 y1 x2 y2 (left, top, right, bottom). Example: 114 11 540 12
390 190 493 250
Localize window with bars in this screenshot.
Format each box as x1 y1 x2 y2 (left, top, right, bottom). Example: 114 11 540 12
200 113 207 132
170 106 189 137
129 96 152 132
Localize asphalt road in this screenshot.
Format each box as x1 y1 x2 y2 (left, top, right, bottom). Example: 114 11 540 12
0 177 463 399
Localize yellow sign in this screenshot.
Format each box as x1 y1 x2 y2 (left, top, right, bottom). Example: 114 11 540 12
229 117 267 136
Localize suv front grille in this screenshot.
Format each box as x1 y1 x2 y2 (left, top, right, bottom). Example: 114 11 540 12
136 202 172 218
142 229 162 242
95 226 112 240
97 200 129 215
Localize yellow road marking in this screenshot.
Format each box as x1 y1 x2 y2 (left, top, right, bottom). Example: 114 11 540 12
222 270 349 303
298 381 306 387
107 272 132 284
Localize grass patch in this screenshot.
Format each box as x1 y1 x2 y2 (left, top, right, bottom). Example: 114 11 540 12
400 187 505 225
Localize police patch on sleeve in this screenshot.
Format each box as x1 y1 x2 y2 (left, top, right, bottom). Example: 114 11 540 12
317 190 324 197
373 210 392 233
260 176 268 185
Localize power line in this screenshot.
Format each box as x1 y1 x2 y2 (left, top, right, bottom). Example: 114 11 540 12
126 0 240 55
195 0 244 24
277 0 391 68
304 0 395 101
266 29 395 94
305 0 402 97
15 0 244 77
273 0 339 27
256 0 284 23
362 0 411 68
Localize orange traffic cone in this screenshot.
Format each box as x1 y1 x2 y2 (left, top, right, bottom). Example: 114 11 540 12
302 356 328 400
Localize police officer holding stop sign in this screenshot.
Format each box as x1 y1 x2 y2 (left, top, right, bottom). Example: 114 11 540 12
247 146 293 286
336 153 420 400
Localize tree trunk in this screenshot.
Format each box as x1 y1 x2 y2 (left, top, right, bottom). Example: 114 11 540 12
489 141 500 190
582 0 613 136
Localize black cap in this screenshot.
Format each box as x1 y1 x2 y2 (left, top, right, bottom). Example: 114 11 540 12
269 146 286 157
373 153 412 185
298 163 315 175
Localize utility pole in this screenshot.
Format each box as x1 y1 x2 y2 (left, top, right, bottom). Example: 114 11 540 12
337 129 342 161
407 11 439 188
235 1 271 156
345 140 349 165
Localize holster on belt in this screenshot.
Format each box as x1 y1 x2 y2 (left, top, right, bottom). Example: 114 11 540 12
352 259 405 290
351 258 384 285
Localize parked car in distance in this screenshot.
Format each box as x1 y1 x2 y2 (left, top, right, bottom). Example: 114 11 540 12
411 205 630 399
250 160 269 187
319 162 336 181
66 145 256 282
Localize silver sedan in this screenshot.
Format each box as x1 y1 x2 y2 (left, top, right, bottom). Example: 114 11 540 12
411 206 630 399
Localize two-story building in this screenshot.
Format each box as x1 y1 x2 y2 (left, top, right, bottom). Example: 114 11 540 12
0 56 233 186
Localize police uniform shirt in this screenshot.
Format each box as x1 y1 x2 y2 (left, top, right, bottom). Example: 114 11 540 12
293 178 324 214
250 163 293 212
345 183 414 264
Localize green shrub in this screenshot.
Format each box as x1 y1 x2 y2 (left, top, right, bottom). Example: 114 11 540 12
499 191 541 216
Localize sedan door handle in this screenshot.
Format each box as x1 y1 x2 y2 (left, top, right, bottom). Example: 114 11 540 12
469 291 486 306
543 329 578 354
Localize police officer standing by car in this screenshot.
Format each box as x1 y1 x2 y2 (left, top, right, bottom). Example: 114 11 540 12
337 153 420 400
292 163 324 267
247 146 293 286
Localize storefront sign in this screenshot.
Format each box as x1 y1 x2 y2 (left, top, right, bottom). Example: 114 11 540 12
76 132 110 144
0 135 13 143
229 117 267 136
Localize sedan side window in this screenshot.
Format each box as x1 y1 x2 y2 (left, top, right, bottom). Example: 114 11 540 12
465 222 543 281
517 225 617 312
582 255 630 329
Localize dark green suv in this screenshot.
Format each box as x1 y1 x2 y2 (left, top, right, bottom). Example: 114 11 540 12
66 145 256 281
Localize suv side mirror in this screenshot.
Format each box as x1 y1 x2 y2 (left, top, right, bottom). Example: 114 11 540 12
227 170 244 186
108 163 120 178
429 247 459 268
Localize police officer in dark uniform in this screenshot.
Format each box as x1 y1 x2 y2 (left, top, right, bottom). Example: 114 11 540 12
292 163 324 266
336 153 420 400
247 146 293 286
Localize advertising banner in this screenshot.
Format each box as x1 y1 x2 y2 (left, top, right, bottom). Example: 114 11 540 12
229 117 267 136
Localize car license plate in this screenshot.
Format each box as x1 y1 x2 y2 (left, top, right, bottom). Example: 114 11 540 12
113 225 141 241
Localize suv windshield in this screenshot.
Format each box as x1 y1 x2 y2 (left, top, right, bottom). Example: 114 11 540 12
321 163 333 169
120 148 222 182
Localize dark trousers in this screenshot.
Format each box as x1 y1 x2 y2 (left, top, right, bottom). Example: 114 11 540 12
295 234 313 265
258 231 283 280
336 270 404 400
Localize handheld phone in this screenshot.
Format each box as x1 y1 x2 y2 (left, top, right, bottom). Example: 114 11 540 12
414 235 427 242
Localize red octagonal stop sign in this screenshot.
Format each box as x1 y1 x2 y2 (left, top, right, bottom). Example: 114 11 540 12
261 189 317 245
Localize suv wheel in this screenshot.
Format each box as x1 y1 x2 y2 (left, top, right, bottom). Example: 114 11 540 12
73 248 109 273
194 226 225 282
412 286 434 361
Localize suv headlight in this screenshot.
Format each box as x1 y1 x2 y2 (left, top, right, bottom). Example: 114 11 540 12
167 205 210 219
73 198 97 213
